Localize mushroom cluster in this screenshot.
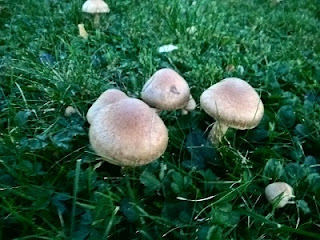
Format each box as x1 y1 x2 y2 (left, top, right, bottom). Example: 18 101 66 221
87 69 267 167
85 68 300 212
87 68 197 167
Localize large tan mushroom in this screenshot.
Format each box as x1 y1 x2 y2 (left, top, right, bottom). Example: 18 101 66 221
141 68 196 114
86 89 128 124
89 98 168 167
200 77 264 145
82 0 110 27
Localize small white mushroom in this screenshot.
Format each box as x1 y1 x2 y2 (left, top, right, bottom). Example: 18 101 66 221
265 182 295 208
181 95 197 115
200 77 264 145
82 0 110 27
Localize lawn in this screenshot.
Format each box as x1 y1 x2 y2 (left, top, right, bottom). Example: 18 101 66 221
0 0 320 239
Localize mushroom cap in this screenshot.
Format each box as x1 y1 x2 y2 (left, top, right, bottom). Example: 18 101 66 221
89 98 168 167
82 0 110 14
65 106 79 117
200 77 264 130
86 89 128 124
141 68 191 110
184 95 197 111
265 182 294 208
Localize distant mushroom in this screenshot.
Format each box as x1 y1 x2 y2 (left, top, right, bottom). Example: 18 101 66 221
89 98 168 167
86 89 128 124
82 0 110 27
65 106 80 117
141 68 195 114
265 182 295 208
200 77 264 145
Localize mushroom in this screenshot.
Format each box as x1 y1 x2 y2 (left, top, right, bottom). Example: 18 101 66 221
200 77 264 145
89 98 168 167
265 182 295 208
86 89 128 124
82 0 110 27
181 95 197 115
141 68 195 114
65 106 80 117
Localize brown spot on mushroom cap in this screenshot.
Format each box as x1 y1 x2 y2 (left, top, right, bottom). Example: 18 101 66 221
86 89 128 124
170 85 180 95
82 0 110 14
89 98 168 167
141 68 190 110
200 78 264 129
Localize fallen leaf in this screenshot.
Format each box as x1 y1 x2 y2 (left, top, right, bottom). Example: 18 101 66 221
78 23 89 39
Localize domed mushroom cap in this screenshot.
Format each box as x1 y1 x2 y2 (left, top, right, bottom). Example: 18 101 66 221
200 78 264 130
82 0 110 14
141 68 191 110
184 95 197 111
87 89 128 124
89 98 168 167
265 182 294 208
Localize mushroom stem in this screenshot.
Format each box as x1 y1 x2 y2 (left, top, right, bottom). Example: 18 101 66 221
94 14 100 27
208 122 229 145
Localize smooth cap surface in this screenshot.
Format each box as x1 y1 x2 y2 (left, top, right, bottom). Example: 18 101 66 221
89 98 168 167
141 68 191 110
82 0 110 14
184 95 197 111
200 78 264 129
265 182 294 208
86 89 128 124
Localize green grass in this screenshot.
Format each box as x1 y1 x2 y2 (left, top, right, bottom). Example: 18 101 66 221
1 0 320 239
